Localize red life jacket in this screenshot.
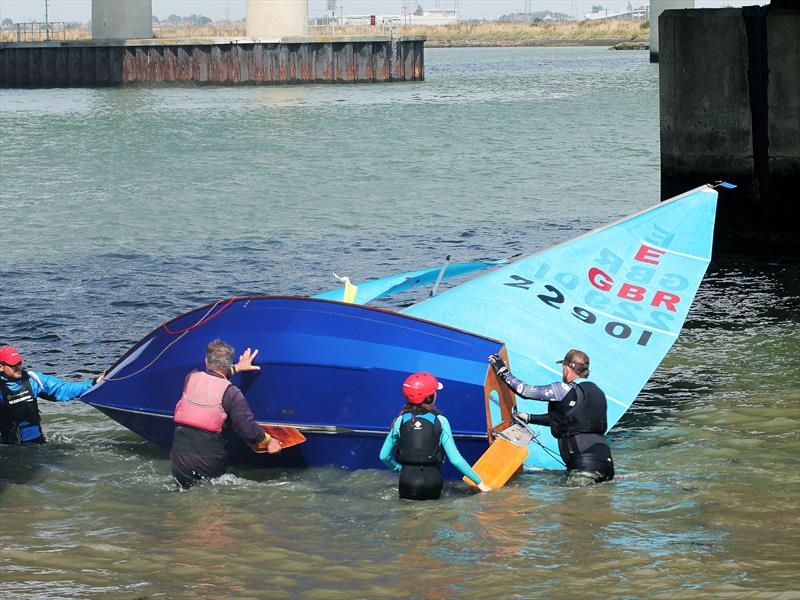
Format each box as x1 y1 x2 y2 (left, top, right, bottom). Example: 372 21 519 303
173 371 229 432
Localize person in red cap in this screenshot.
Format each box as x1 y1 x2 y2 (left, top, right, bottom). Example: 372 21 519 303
489 349 614 486
0 345 104 445
379 372 491 500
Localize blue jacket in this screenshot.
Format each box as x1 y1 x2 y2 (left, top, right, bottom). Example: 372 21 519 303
0 371 93 403
1 370 93 443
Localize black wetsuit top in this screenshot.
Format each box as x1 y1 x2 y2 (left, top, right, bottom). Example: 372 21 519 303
499 371 614 481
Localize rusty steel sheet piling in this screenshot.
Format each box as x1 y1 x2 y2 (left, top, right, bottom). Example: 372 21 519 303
0 36 425 88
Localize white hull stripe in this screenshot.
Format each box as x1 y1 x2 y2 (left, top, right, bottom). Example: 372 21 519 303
85 403 488 439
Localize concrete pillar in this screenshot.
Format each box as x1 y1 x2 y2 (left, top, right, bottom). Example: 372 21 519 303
650 0 694 62
92 0 153 40
767 5 800 214
247 0 308 39
659 5 800 248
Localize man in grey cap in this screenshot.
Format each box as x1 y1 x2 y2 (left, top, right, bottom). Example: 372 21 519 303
488 349 614 486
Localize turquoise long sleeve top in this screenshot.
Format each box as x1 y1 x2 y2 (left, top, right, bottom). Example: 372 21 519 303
379 412 482 486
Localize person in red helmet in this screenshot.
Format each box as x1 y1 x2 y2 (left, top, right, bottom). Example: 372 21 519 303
379 372 491 500
0 345 104 444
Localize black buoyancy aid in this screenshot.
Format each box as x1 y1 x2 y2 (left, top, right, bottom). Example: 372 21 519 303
0 371 45 444
548 382 608 439
396 413 445 466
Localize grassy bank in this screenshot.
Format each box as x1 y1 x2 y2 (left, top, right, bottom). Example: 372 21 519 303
381 20 649 46
1 19 649 46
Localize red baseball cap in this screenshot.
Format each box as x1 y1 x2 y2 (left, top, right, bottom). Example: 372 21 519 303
0 346 23 365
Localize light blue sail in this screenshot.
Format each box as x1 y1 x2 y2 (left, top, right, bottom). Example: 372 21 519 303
314 259 508 305
404 186 718 469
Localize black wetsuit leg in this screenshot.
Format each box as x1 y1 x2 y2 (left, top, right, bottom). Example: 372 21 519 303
559 435 615 486
170 425 229 490
566 443 614 486
170 451 227 490
398 465 443 500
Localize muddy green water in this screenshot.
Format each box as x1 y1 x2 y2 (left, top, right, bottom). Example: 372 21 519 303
1 47 798 599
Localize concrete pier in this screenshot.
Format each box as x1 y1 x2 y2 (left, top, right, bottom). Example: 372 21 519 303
92 0 153 40
649 0 694 63
0 36 425 87
247 0 308 38
659 4 799 248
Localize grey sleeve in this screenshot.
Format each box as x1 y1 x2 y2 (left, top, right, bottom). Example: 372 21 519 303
499 371 572 403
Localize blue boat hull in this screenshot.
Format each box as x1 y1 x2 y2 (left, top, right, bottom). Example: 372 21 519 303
83 297 510 478
92 405 493 478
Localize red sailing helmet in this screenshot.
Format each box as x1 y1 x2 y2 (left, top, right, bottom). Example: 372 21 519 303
402 372 443 404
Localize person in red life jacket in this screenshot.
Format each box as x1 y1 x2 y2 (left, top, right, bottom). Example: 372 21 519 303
0 345 104 445
489 349 614 486
379 372 491 500
170 339 281 490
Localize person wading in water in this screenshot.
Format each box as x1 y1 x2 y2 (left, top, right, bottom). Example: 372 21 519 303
489 349 614 486
0 345 104 445
170 339 281 490
380 372 491 500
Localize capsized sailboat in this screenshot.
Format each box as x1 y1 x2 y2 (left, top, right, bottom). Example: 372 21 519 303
83 296 515 477
82 185 719 476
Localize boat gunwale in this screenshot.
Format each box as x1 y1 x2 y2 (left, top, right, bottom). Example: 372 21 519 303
103 295 506 377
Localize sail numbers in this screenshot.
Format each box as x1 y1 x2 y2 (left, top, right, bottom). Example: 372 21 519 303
503 278 657 346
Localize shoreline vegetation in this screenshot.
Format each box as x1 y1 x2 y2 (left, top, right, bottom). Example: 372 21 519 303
1 20 649 48
376 20 650 48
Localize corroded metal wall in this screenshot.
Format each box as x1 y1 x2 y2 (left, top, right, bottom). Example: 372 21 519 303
0 37 425 87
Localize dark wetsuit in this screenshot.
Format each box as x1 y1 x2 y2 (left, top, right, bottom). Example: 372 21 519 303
170 371 265 490
499 372 614 486
380 412 483 500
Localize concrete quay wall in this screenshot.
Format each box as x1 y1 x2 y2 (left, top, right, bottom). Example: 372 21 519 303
0 36 425 87
659 5 799 248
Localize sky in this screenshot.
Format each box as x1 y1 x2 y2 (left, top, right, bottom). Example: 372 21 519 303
0 0 768 24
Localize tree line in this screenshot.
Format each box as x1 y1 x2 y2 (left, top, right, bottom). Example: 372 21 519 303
154 15 217 26
0 15 223 28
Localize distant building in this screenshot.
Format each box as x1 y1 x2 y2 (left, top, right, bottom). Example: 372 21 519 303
317 9 458 27
501 11 573 23
585 5 649 20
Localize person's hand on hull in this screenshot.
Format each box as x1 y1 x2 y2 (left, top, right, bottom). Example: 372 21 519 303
92 370 107 386
488 354 508 376
231 347 260 377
